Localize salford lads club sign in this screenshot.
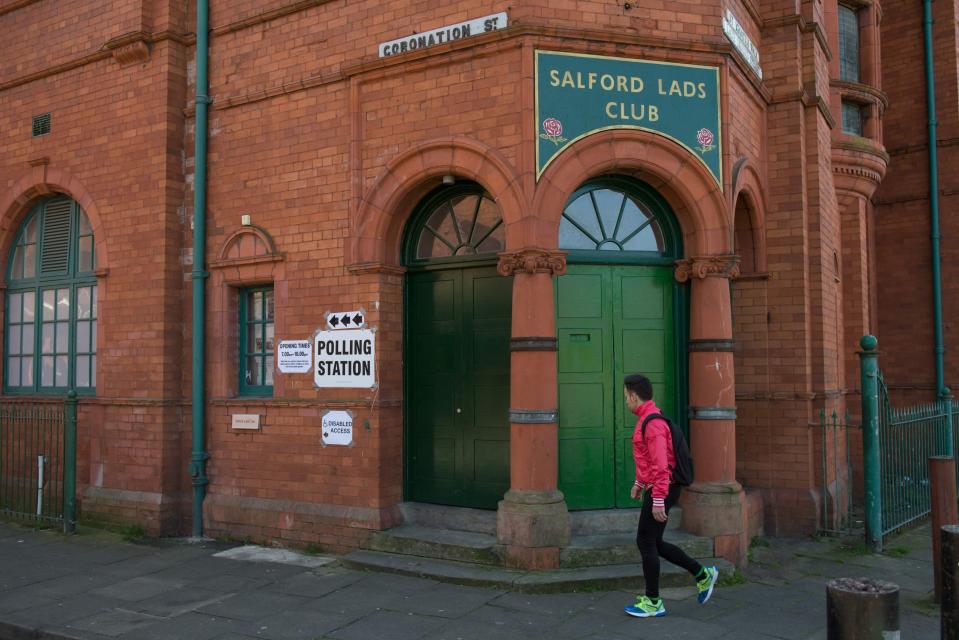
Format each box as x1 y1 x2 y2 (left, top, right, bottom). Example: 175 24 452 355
535 51 722 187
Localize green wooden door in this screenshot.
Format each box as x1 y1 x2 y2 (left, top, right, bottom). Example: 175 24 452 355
406 266 511 508
557 264 675 509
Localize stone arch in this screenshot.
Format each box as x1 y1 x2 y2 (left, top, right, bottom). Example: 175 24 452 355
0 163 109 272
350 136 528 267
214 225 281 264
530 129 730 256
730 157 768 274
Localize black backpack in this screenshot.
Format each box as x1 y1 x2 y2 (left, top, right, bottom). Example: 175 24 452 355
641 413 695 487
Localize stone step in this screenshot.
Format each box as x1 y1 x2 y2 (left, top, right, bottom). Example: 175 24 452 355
397 502 682 536
367 525 505 565
569 506 683 535
398 502 497 535
367 523 712 570
560 530 712 568
341 549 735 594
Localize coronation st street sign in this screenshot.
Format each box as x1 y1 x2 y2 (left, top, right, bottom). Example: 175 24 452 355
535 50 722 187
379 12 508 58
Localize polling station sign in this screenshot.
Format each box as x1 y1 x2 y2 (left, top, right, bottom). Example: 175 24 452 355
535 50 722 186
314 329 376 388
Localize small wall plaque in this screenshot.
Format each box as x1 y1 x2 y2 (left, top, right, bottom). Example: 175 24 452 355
231 414 260 430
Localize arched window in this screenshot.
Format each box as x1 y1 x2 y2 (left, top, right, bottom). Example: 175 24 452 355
559 178 679 259
406 184 505 263
5 197 97 393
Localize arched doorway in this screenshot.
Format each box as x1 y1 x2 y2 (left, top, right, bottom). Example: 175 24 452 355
555 177 685 509
403 183 511 508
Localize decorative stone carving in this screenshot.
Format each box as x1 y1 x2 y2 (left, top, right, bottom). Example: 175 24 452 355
497 248 567 277
105 32 152 68
674 255 741 282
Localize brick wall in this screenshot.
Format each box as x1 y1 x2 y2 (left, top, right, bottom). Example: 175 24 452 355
0 0 891 546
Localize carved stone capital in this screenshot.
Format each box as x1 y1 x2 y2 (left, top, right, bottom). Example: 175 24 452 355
497 248 567 277
674 255 741 283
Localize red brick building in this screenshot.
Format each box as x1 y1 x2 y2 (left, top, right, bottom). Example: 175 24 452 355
0 0 897 568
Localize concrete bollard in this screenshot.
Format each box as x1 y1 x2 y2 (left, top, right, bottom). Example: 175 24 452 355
943 525 959 638
826 578 899 640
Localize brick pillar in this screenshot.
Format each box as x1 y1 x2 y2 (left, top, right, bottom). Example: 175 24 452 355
495 247 570 569
676 255 748 565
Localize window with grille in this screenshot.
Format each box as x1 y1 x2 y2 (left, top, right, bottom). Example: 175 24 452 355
558 179 678 260
407 185 505 262
5 197 97 393
838 6 860 82
239 287 274 396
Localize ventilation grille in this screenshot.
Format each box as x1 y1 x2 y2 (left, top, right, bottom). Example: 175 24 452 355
32 113 51 137
41 199 72 274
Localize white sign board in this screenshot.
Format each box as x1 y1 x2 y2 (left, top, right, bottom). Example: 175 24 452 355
322 410 353 446
277 340 312 373
326 310 365 330
379 12 508 58
231 414 260 430
314 329 376 388
723 10 762 79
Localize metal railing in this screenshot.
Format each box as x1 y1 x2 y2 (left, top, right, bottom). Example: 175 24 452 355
819 409 855 536
860 335 954 550
877 374 951 537
0 392 77 531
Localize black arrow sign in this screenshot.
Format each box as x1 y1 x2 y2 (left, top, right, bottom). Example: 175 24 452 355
341 314 352 326
328 315 340 328
352 313 363 326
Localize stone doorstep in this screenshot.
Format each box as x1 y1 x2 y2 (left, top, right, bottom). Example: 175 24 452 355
365 523 712 569
341 549 735 594
398 501 682 536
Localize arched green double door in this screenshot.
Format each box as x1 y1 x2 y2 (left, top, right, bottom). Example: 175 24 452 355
404 178 684 511
404 185 512 508
556 178 685 509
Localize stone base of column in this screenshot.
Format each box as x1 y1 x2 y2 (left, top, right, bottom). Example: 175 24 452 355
496 489 570 570
679 481 748 566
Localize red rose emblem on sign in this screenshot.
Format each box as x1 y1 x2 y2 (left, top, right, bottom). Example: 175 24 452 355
540 117 568 147
696 128 716 153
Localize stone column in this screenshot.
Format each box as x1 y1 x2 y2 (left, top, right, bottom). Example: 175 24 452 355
495 247 570 569
675 255 748 565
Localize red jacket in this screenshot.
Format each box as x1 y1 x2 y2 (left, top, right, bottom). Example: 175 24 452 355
632 399 675 509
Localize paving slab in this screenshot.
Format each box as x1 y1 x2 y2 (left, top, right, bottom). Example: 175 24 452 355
0 519 942 640
196 590 312 622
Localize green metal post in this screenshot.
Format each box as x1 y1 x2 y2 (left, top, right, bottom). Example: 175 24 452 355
63 390 77 534
190 0 211 539
923 0 948 403
859 335 882 551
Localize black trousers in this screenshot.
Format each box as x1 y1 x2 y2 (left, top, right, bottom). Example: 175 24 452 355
636 484 703 598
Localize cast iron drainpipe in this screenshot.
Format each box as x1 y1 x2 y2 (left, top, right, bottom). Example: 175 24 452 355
190 0 211 538
924 0 947 404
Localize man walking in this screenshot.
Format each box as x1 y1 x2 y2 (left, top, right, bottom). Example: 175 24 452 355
623 374 719 618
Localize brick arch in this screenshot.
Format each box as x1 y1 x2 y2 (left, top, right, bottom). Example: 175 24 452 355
350 136 528 266
529 129 730 256
0 164 109 271
730 158 768 273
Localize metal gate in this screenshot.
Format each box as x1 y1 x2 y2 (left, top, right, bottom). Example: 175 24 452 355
0 394 77 530
876 373 952 537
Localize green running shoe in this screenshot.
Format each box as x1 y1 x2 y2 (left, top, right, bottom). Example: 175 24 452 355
624 595 666 618
697 566 719 604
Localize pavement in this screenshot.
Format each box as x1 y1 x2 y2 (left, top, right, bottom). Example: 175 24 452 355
0 519 939 639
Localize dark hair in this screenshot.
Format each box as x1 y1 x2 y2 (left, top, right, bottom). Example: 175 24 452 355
624 374 653 401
